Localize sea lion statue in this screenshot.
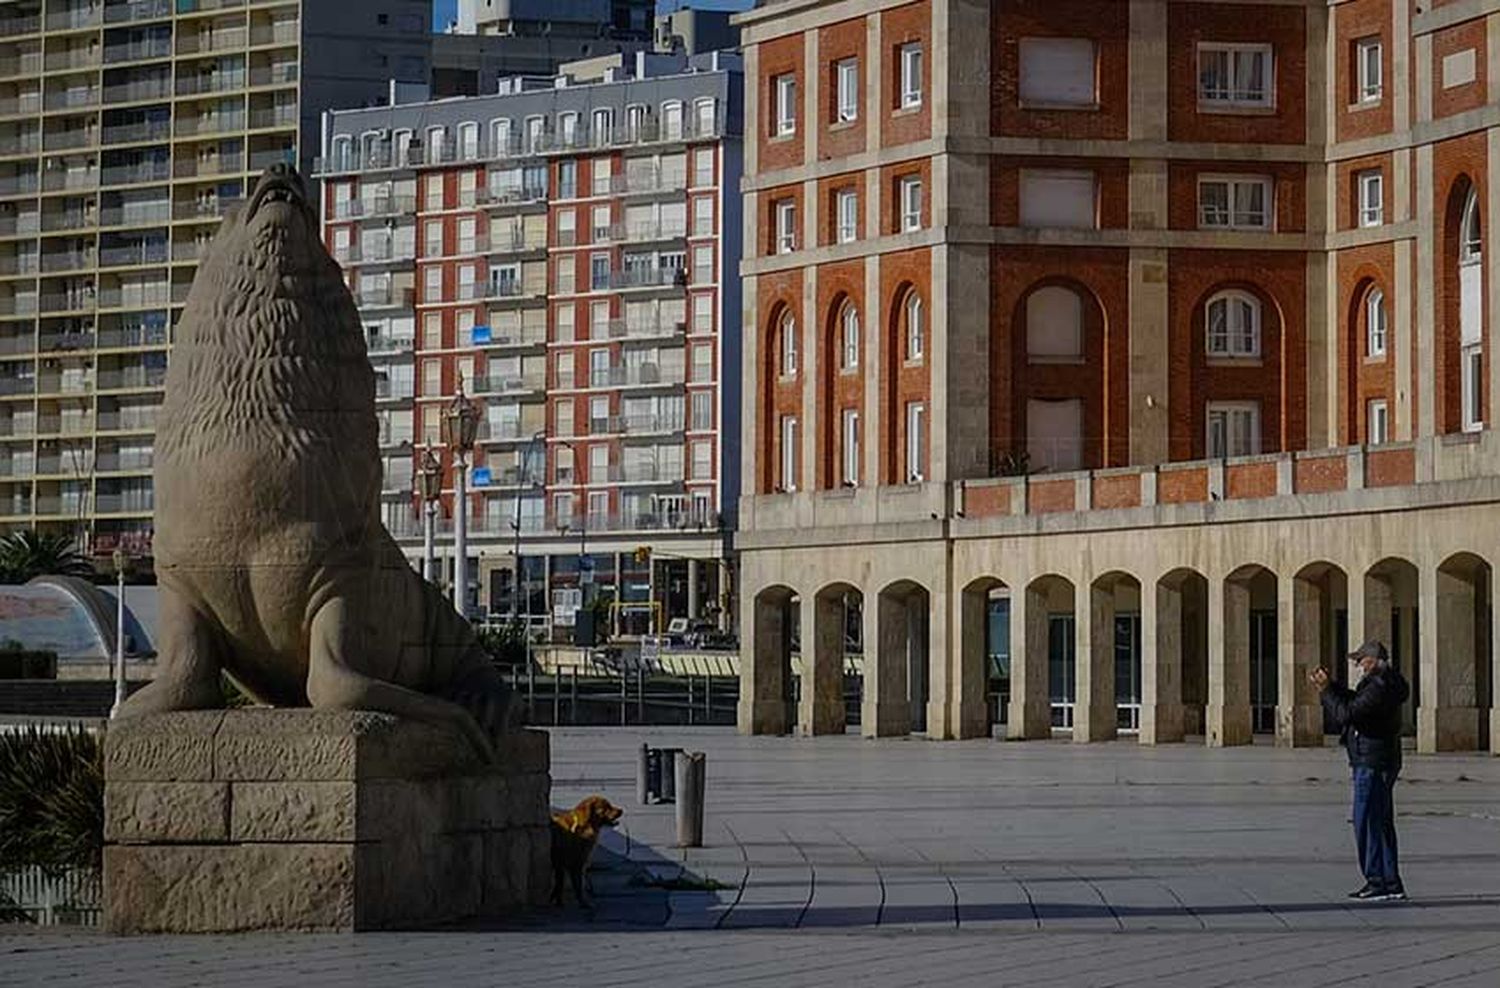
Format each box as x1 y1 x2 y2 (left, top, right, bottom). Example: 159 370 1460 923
117 163 516 755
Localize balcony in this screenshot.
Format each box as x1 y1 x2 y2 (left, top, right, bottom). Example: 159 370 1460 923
175 72 247 98
0 377 36 397
0 95 42 117
0 296 38 316
44 49 101 73
97 324 168 348
337 239 414 265
374 379 415 400
36 373 92 396
331 195 415 220
480 184 548 208
176 0 250 15
249 23 299 48
248 64 298 88
477 324 545 349
40 250 93 273
587 363 685 389
0 12 41 36
99 242 168 268
611 268 689 291
171 238 210 262
43 126 97 152
248 106 296 130
177 28 249 57
171 198 240 221
0 53 44 79
365 334 414 355
104 0 174 24
0 214 41 236
95 492 154 515
34 497 93 518
97 410 158 432
470 373 544 396
101 162 171 187
38 292 93 314
103 78 173 105
99 284 170 308
606 463 686 484
41 167 99 193
174 112 245 137
96 450 154 472
104 39 174 65
0 174 40 197
612 171 689 197
486 229 546 254
102 119 172 146
623 414 686 436
0 254 39 276
457 279 527 302
0 334 35 356
247 147 294 172
43 88 100 112
97 365 167 391
35 451 94 475
610 318 686 341
0 458 34 479
358 285 414 309
100 203 170 227
621 220 688 245
173 152 243 179
45 6 103 32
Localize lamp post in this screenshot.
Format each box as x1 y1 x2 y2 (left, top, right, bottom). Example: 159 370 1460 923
418 446 443 584
510 431 546 626
110 548 127 718
442 380 482 616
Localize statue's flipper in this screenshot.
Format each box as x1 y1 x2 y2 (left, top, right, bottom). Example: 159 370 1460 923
305 595 495 760
116 584 227 717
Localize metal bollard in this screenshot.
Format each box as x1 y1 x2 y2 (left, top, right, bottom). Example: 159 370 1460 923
674 750 705 847
635 741 650 805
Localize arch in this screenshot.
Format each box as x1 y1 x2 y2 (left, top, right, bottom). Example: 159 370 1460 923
1080 570 1143 742
1428 552 1492 752
820 292 864 489
1361 556 1421 737
1205 288 1262 358
1440 174 1485 434
958 575 1011 739
1187 282 1288 460
807 581 863 735
742 584 799 735
1283 561 1350 748
1213 564 1279 745
884 282 931 484
1344 275 1393 445
1008 278 1111 472
870 578 931 736
1150 567 1210 743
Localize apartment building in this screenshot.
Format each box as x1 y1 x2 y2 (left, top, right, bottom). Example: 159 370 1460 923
0 0 432 561
316 51 744 633
735 0 1500 756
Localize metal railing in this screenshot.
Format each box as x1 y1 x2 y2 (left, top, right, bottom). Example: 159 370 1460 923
330 195 417 220
99 243 169 268
102 119 172 145
103 77 173 104
104 39 174 64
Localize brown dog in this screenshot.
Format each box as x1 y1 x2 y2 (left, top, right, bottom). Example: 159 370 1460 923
550 795 624 907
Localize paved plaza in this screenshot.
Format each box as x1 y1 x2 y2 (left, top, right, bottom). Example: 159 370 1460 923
6 727 1500 986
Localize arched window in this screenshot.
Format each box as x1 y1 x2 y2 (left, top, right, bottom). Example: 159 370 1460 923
1206 290 1261 358
1462 188 1482 263
840 304 860 371
778 311 798 377
904 293 924 361
1026 284 1083 360
332 136 353 170
1366 288 1387 358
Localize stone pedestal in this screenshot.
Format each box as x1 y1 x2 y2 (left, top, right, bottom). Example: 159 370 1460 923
103 710 550 933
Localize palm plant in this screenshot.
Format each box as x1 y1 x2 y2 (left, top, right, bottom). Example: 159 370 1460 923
0 727 104 876
0 530 96 585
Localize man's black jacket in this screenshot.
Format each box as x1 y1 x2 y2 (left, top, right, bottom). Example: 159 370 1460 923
1320 665 1410 769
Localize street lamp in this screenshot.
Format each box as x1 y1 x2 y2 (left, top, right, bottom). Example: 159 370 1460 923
418 445 443 584
110 548 127 718
510 431 545 625
442 379 482 616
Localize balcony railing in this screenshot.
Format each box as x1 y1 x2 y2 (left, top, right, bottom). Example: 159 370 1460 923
623 414 686 435
95 493 154 515
0 95 42 116
249 23 299 47
611 268 689 291
586 363 685 389
0 378 36 397
104 39 174 64
45 6 103 31
249 64 298 88
365 335 414 355
97 325 169 348
1 129 41 155
101 162 171 187
41 168 98 193
43 88 100 112
44 48 101 72
0 13 41 35
40 251 93 274
43 128 97 153
248 147 295 172
358 286 414 308
103 78 173 105
97 411 159 432
37 331 94 351
174 153 243 179
104 0 174 24
331 195 416 219
174 112 245 137
374 379 415 400
95 450 155 472
100 203 171 227
102 119 173 145
99 242 169 268
0 175 40 196
477 324 546 348
248 106 297 130
99 285 170 308
176 28 248 57
470 373 544 396
172 198 241 221
97 366 168 391
175 72 247 97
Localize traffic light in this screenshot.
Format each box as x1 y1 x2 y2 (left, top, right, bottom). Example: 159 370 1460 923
633 545 650 564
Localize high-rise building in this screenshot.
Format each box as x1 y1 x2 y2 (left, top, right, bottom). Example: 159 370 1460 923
0 0 433 561
316 51 743 635
733 0 1500 756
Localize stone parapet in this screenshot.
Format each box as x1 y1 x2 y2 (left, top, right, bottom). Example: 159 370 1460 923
103 710 550 933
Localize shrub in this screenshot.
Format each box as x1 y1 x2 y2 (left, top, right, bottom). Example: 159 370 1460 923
475 623 530 666
0 727 104 876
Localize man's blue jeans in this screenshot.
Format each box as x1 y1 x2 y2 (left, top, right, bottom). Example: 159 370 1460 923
1352 765 1402 888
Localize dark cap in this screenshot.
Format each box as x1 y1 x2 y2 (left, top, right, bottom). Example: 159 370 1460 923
1349 640 1389 663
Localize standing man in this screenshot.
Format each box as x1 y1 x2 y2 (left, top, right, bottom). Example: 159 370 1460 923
1310 640 1411 902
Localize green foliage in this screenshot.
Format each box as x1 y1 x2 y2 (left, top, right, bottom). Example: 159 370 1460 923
993 449 1033 477
0 530 96 585
0 728 104 875
221 672 253 708
475 622 530 666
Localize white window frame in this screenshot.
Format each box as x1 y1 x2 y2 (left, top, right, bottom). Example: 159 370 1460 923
775 74 797 136
905 401 926 483
779 314 798 377
905 293 924 362
899 176 922 232
840 305 860 371
1205 290 1262 359
900 43 923 109
1197 43 1274 109
1356 37 1383 104
1461 188 1483 431
779 415 798 492
836 188 858 244
1462 343 1484 432
1366 288 1387 358
775 199 796 254
1367 398 1389 445
1206 401 1261 459
836 58 859 122
1198 174 1272 231
1358 169 1383 227
841 408 861 486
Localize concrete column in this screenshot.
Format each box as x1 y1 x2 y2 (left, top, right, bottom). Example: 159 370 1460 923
1208 574 1253 746
1415 143 1437 437
1420 564 1482 752
1074 580 1118 743
1491 572 1500 755
863 255 881 485
953 581 992 739
1487 128 1500 428
1277 574 1324 748
1007 581 1051 739
739 590 790 735
801 263 819 487
687 558 700 619
805 592 848 736
1141 577 1185 744
923 579 953 739
718 559 732 633
864 590 913 737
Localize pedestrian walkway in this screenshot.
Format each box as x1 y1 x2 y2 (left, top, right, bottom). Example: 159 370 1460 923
5 728 1499 986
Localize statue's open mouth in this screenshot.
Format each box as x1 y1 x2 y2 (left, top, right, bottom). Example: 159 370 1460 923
247 171 306 219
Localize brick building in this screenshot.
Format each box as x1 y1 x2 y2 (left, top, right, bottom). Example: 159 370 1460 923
316 52 743 634
735 0 1500 755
